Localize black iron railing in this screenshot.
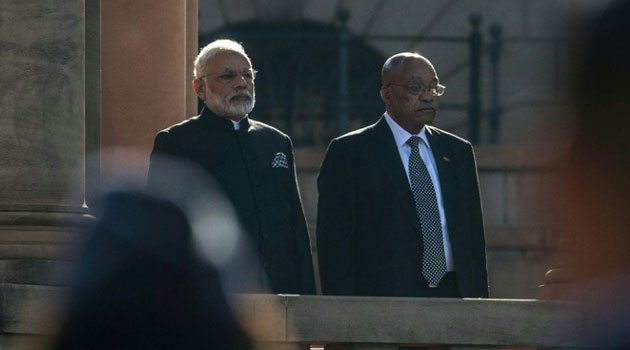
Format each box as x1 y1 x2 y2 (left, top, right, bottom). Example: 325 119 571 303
201 11 505 146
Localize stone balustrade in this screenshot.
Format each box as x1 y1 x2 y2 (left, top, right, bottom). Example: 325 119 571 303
1 283 582 349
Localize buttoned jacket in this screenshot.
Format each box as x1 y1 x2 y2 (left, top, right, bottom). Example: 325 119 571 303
317 116 488 297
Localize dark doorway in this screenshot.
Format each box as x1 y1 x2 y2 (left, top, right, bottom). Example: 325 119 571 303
200 20 385 146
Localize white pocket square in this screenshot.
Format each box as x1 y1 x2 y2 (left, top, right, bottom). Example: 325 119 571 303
271 152 289 168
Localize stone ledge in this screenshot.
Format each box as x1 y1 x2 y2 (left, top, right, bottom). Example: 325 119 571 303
0 244 79 260
473 146 564 170
0 334 52 350
295 146 565 171
0 205 88 214
0 228 83 244
1 284 582 347
0 284 67 335
0 211 94 227
484 226 546 248
278 295 582 347
0 260 74 285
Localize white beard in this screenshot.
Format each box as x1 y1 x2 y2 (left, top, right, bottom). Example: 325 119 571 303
206 90 255 119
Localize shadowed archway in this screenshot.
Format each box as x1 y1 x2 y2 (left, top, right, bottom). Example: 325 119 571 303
200 20 385 146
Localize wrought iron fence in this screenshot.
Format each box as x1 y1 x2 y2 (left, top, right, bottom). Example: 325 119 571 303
201 11 504 146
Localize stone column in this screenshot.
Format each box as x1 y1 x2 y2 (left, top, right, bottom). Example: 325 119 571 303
0 0 89 285
100 0 198 184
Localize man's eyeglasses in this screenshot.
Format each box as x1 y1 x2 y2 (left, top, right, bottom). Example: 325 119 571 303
389 83 445 97
197 69 258 84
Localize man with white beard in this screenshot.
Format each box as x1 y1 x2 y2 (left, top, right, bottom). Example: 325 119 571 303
148 40 315 295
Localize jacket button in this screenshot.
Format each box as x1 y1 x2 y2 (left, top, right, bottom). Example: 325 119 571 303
253 179 261 187
263 263 269 269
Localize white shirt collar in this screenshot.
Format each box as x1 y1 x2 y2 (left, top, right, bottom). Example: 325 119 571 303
384 112 430 149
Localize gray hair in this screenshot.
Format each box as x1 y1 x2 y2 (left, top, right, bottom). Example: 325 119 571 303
194 39 252 79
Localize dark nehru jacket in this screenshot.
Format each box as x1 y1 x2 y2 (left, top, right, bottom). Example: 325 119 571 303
148 107 315 294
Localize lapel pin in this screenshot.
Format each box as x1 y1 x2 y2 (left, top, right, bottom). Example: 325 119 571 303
442 156 450 162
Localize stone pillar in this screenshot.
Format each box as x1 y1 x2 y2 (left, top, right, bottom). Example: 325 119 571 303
100 0 198 184
0 0 89 284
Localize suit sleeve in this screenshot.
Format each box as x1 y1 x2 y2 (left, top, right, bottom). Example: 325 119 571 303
286 137 316 294
147 131 181 188
316 139 357 295
466 142 489 297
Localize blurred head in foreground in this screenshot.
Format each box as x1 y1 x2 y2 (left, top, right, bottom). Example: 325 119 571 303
53 154 271 349
53 189 252 349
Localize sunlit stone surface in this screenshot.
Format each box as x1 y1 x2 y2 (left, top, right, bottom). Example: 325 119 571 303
0 0 84 209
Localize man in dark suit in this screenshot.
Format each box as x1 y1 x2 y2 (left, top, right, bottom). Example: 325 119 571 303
317 52 488 298
148 40 315 295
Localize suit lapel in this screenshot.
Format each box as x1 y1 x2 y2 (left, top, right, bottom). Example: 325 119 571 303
425 127 459 239
368 117 423 235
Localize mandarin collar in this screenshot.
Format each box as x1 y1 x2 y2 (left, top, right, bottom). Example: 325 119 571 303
200 106 250 131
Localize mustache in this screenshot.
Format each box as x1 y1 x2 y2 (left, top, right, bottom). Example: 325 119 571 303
229 90 253 100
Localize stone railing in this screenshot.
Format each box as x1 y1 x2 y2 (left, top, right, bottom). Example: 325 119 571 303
1 283 582 350
235 294 581 349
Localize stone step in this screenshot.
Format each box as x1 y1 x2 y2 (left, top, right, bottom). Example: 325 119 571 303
0 260 75 286
0 222 86 261
0 334 51 350
0 244 80 260
0 228 82 244
0 283 67 335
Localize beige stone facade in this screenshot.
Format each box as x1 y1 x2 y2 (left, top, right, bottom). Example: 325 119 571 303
1 0 609 316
